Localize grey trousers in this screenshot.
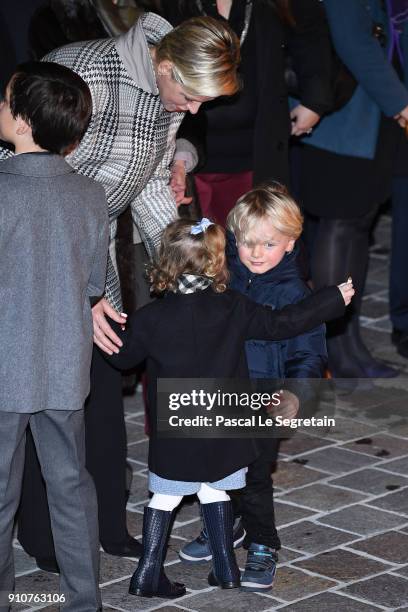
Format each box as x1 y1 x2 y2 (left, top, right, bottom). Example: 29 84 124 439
0 409 100 612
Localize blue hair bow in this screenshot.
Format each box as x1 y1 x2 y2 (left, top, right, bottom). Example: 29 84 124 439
190 218 214 235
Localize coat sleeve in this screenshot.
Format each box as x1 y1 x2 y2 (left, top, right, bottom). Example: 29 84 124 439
287 0 333 115
130 115 181 258
244 286 344 341
86 186 110 298
175 111 207 172
104 310 150 370
174 137 199 173
323 0 408 117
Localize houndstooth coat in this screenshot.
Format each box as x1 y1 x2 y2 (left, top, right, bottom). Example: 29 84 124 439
0 12 183 310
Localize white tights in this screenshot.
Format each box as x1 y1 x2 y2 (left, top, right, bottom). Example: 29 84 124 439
149 483 230 511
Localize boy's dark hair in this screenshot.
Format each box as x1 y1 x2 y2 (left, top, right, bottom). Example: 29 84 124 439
9 61 92 155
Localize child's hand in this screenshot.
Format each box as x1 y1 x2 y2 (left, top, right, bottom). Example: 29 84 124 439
266 390 300 420
338 277 355 306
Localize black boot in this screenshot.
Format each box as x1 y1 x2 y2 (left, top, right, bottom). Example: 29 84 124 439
129 507 186 598
201 501 240 589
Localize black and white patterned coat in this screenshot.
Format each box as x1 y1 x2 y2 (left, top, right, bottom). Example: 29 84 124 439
0 13 183 310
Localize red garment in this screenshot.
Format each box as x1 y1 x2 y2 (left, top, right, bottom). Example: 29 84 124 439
194 171 254 227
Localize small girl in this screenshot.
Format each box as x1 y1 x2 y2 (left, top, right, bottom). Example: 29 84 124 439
100 217 353 600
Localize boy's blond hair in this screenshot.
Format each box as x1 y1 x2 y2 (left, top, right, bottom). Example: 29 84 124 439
227 183 303 242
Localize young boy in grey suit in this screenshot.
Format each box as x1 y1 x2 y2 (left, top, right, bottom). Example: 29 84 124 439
0 62 109 612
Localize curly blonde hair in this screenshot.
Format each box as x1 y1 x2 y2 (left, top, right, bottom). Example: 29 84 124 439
149 218 228 293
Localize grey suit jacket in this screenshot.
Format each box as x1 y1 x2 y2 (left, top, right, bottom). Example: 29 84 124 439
0 153 109 413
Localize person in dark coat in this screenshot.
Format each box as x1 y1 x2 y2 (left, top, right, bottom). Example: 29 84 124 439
99 216 353 598
179 184 327 592
158 0 333 225
389 4 408 358
292 0 408 382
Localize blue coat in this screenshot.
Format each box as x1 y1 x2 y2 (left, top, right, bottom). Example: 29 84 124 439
226 232 327 381
305 0 408 159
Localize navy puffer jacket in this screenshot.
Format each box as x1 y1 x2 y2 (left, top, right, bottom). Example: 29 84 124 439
226 231 327 380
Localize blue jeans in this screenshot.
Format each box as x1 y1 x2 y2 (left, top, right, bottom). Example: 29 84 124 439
390 176 408 332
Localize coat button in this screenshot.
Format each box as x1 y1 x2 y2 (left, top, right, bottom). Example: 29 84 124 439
277 141 285 151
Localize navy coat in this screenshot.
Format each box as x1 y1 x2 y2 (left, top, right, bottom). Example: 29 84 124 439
226 231 327 381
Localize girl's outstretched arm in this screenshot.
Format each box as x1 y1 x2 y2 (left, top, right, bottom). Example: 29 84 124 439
244 282 353 342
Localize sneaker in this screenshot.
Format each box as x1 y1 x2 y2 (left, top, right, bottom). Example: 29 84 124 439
240 543 278 592
179 518 245 563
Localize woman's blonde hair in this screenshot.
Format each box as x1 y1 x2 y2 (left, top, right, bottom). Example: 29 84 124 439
149 218 229 293
155 16 241 98
227 183 304 242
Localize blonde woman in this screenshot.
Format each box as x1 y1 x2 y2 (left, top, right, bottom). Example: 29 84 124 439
5 12 241 571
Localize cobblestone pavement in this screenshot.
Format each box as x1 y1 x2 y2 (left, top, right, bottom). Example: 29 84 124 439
12 213 408 611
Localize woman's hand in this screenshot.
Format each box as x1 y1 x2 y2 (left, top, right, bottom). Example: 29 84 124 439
290 104 320 137
170 160 193 207
338 277 355 305
92 298 127 355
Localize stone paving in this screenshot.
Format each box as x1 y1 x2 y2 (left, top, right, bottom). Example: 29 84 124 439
11 212 408 611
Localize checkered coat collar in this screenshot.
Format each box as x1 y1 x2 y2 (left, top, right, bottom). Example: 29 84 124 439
174 274 213 294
